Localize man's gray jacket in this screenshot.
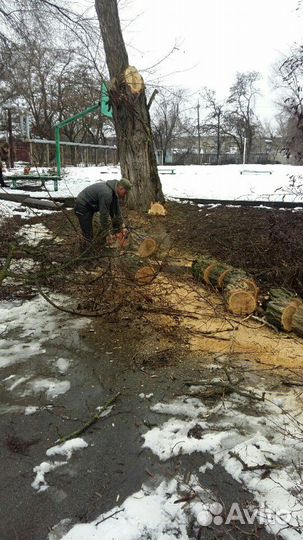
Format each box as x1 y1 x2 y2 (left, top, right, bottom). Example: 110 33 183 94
76 180 123 233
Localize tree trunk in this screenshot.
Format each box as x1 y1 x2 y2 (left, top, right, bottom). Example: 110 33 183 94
265 288 302 332
95 0 164 210
223 273 257 316
291 304 303 337
192 257 258 316
192 256 218 284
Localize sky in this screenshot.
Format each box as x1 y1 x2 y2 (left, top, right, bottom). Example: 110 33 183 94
117 0 303 123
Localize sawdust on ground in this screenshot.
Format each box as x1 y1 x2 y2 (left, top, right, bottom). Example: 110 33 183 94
145 271 303 370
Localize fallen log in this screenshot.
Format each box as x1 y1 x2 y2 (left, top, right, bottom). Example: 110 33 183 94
266 288 302 332
223 273 258 316
192 256 218 284
22 197 64 210
0 193 64 210
137 237 158 258
207 262 233 289
134 266 157 285
291 304 303 337
118 254 159 285
0 193 28 203
223 269 259 298
192 257 258 316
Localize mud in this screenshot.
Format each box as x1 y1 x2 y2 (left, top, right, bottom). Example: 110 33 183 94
0 312 282 540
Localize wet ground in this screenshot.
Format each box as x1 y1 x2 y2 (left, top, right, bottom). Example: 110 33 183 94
2 200 303 539
0 304 282 540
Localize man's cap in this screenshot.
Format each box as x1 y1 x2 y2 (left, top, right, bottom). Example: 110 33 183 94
118 178 132 191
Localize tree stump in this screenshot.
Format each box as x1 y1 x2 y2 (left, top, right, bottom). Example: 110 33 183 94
265 288 302 332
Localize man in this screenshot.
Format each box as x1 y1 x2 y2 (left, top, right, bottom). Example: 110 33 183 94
74 178 132 243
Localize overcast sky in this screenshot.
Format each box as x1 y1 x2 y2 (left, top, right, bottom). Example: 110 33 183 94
118 0 303 122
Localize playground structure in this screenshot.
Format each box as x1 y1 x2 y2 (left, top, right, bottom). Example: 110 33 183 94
7 83 114 191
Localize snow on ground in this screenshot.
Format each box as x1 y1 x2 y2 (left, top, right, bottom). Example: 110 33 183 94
59 475 217 540
2 163 303 226
143 391 303 540
58 389 303 540
32 438 88 493
18 222 55 246
0 294 88 401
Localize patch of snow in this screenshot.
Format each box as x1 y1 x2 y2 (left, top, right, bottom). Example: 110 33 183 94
199 462 214 474
143 389 303 540
24 405 39 415
46 438 88 459
32 461 67 493
3 165 303 221
0 294 88 369
151 396 208 418
18 223 54 246
60 476 216 540
33 438 88 493
55 358 70 373
24 378 71 399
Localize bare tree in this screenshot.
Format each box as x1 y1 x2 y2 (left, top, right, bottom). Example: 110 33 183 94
151 89 189 164
201 88 224 164
223 71 261 162
276 46 303 162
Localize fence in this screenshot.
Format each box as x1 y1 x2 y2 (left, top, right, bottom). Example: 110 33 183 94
14 139 118 168
170 152 282 166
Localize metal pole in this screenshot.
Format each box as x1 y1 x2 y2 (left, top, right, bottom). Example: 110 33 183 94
216 109 221 165
243 137 247 165
46 144 50 167
7 109 14 168
29 142 33 164
55 126 61 176
197 101 201 165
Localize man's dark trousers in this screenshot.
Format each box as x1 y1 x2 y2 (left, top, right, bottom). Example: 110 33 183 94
74 201 95 241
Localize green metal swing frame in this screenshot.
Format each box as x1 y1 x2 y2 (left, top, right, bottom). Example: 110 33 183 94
55 82 113 184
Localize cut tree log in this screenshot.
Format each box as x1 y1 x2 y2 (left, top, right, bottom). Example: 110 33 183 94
192 258 258 316
207 262 233 289
222 270 259 298
135 266 157 285
118 254 158 285
192 256 218 284
138 237 157 258
148 202 167 216
223 270 258 316
291 304 303 337
265 288 302 332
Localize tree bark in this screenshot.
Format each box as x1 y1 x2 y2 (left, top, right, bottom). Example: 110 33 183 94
265 288 302 332
95 0 164 210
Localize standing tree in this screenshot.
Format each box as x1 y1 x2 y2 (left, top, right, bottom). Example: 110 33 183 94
95 0 164 209
201 88 224 164
223 71 261 162
151 89 188 164
276 46 303 162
